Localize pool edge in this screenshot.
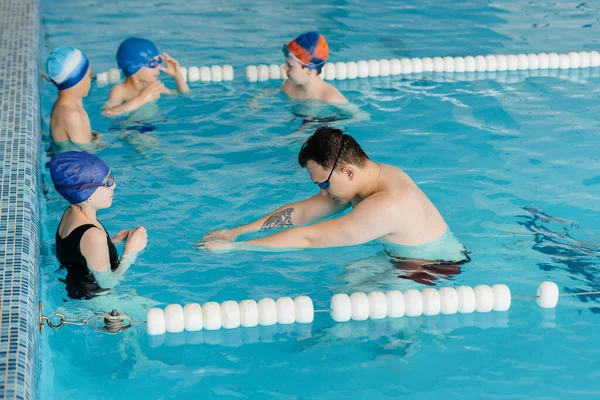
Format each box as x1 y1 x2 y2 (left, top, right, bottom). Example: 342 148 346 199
0 0 42 399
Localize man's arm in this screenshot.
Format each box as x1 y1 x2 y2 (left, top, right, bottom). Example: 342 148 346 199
202 193 349 242
206 196 397 252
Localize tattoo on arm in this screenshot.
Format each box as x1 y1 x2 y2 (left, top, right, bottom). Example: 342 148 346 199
261 208 294 230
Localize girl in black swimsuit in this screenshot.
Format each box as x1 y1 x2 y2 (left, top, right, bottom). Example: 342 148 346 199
50 151 148 299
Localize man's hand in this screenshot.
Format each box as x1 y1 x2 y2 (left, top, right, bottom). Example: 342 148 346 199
202 228 241 242
197 239 236 253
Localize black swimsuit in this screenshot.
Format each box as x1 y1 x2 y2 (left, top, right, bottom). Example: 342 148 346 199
55 220 119 300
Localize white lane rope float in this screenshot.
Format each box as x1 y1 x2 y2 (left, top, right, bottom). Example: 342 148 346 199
145 281 600 336
92 51 600 86
39 281 599 336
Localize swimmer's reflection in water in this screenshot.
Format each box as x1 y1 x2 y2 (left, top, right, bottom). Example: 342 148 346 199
388 252 471 286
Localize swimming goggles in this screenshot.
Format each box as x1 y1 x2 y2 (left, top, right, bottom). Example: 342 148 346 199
143 57 162 69
282 44 326 70
118 57 162 72
54 172 115 191
317 138 345 190
101 173 115 188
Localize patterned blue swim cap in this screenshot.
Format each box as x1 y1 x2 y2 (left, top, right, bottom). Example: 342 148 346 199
46 46 90 90
50 151 110 204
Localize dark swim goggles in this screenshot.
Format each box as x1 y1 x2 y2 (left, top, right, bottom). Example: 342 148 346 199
101 173 115 188
317 138 345 190
143 57 162 69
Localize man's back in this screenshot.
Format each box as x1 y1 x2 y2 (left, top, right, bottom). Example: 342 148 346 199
350 163 449 246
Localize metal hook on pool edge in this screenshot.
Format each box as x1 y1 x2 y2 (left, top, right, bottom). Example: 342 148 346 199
39 303 64 331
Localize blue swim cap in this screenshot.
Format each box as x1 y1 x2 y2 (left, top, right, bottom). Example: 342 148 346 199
46 46 90 90
117 37 159 77
50 151 110 204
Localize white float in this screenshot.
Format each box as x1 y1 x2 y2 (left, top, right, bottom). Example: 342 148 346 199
400 58 412 74
183 303 203 331
221 301 241 329
536 281 559 309
202 302 222 331
386 290 405 318
422 57 434 72
239 300 259 328
331 293 352 322
491 284 511 312
464 56 476 72
164 304 185 333
268 64 281 80
200 66 211 82
439 287 459 315
335 62 347 80
258 298 277 326
108 68 121 83
350 292 370 321
294 296 314 323
222 65 234 81
453 57 465 73
379 59 391 77
474 285 494 313
411 58 423 74
367 59 380 77
421 288 441 316
346 61 359 79
368 291 388 319
276 297 296 324
257 65 269 81
146 308 166 336
456 286 476 314
246 65 258 82
187 66 200 82
357 60 369 78
403 289 423 317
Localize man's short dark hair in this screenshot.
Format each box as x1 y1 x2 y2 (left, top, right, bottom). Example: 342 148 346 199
298 126 369 171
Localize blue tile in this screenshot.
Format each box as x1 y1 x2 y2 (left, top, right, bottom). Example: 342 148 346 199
0 0 41 399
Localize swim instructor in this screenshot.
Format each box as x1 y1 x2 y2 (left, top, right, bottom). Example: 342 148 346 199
200 126 469 265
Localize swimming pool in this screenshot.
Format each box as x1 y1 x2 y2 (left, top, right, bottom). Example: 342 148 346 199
38 0 600 398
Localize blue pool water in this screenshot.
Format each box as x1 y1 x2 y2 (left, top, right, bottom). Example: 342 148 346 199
39 0 600 398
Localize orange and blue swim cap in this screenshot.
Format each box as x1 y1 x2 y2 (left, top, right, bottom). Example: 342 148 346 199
283 32 329 71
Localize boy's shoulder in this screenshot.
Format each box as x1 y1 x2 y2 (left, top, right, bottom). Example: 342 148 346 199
109 82 127 97
52 101 82 119
322 82 348 104
281 78 296 93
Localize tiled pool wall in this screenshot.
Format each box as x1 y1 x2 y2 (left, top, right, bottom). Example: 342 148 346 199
0 0 42 399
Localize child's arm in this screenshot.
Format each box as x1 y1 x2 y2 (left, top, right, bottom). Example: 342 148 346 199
159 53 190 93
55 109 92 144
323 85 349 104
249 88 281 111
102 82 168 117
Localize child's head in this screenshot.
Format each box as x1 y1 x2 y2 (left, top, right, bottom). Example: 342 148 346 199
117 37 161 84
283 32 329 85
46 46 92 97
50 151 115 209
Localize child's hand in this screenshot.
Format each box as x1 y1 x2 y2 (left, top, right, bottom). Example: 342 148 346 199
159 52 182 78
138 81 169 104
